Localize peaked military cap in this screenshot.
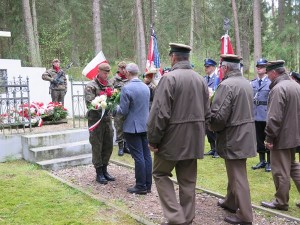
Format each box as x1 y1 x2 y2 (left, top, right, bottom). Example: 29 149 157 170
290 71 300 83
204 58 217 67
220 54 242 64
256 58 268 67
266 60 285 72
169 43 192 55
98 63 111 72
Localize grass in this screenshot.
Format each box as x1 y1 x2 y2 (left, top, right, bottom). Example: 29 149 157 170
110 138 300 219
0 160 140 225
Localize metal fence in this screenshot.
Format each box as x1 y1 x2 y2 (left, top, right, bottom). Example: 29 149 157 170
70 77 88 128
0 71 32 133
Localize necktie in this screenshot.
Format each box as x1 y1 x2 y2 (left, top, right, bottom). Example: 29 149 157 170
258 79 262 87
207 76 210 84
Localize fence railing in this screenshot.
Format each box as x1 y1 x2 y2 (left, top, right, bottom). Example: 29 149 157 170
0 72 32 134
70 78 88 128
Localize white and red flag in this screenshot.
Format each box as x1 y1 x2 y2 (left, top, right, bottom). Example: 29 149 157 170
146 29 162 85
214 34 235 89
82 51 108 80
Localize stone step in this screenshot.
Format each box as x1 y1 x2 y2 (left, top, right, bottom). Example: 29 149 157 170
22 129 89 148
37 153 92 171
29 140 91 162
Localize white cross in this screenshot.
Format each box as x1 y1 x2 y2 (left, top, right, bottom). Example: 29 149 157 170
0 31 11 37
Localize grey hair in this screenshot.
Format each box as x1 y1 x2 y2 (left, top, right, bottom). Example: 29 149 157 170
274 67 286 75
222 61 240 71
126 63 140 75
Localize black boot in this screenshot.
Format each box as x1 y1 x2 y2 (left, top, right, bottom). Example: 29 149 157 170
96 167 108 184
103 164 115 181
118 142 124 156
265 152 271 172
252 153 266 170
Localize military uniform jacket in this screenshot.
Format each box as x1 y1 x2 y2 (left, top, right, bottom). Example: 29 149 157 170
265 73 300 149
204 72 217 91
251 76 271 121
84 78 113 121
109 73 129 90
209 70 256 159
147 60 211 161
42 68 67 91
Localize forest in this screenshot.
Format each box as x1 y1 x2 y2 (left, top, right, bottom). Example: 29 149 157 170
0 0 299 79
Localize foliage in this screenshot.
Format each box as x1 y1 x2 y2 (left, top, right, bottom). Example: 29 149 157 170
0 160 140 224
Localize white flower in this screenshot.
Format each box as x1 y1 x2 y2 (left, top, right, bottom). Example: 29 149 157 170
30 107 36 113
208 87 214 98
100 101 107 109
39 109 45 115
91 99 99 106
98 95 107 102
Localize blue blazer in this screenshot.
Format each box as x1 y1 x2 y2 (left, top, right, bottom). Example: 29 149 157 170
251 77 271 121
117 78 150 133
204 73 217 91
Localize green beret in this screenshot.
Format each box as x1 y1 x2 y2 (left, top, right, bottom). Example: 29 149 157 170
266 60 285 72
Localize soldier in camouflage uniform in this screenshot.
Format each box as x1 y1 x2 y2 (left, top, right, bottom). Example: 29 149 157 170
110 61 130 156
84 63 115 185
42 59 67 106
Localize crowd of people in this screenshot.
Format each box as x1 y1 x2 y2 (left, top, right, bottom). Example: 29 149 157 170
43 43 300 225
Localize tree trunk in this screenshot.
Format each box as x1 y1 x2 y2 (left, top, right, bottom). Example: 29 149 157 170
70 13 80 66
92 0 102 55
150 0 154 27
241 1 250 76
271 0 275 17
278 0 285 33
31 0 41 66
189 0 195 52
231 0 242 57
22 0 39 66
253 0 262 71
135 0 146 72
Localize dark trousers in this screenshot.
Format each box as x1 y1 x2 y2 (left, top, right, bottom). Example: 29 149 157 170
124 132 152 190
51 89 66 106
255 121 268 153
206 126 216 150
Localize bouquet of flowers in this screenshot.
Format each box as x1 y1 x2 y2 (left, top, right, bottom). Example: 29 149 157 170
87 87 121 131
42 102 68 122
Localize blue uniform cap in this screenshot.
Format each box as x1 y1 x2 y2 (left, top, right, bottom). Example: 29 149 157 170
256 58 268 67
204 58 217 67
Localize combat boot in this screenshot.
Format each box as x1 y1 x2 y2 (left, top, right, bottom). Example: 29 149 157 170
118 142 124 156
103 164 115 181
96 167 108 184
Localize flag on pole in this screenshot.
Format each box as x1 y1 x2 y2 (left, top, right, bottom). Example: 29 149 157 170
214 33 235 89
146 29 162 85
82 51 108 80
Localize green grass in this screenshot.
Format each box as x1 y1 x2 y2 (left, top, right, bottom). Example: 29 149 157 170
111 138 300 219
0 160 140 225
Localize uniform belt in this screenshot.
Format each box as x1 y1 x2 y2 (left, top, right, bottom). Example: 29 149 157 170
254 100 267 106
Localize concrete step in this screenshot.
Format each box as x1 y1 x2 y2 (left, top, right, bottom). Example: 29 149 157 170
37 153 92 171
22 129 89 148
29 140 91 162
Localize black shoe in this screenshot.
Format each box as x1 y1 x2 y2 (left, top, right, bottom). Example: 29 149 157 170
123 146 130 154
127 186 147 195
212 151 219 158
102 165 115 181
95 167 108 184
261 201 288 211
265 163 271 172
118 148 124 156
252 161 266 170
224 215 252 225
204 149 215 156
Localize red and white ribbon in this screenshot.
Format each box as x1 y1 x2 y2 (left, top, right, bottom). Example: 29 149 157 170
88 108 105 132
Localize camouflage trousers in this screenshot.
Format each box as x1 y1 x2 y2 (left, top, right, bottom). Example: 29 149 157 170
88 118 114 168
114 114 125 148
51 89 66 106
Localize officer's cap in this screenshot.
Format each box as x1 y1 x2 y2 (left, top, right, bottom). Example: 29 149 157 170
221 54 242 64
204 58 217 67
256 58 268 67
169 43 192 55
98 62 111 72
290 71 300 83
52 58 60 64
118 61 127 68
266 60 285 72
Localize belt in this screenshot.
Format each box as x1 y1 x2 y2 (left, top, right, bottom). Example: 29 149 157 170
254 100 267 106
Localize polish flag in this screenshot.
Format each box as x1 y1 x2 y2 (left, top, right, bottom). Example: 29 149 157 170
82 51 108 80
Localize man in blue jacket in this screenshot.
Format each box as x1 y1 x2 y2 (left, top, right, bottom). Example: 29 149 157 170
251 58 272 172
116 63 152 195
